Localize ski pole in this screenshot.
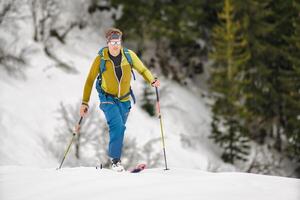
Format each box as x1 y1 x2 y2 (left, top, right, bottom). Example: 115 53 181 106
57 117 83 170
155 87 169 170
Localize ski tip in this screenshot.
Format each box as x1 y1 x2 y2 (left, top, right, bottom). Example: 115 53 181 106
137 163 146 169
130 163 146 173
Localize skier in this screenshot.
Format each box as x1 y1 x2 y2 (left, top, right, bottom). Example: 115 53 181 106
78 28 160 172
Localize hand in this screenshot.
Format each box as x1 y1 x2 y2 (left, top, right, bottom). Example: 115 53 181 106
80 104 89 117
151 79 160 87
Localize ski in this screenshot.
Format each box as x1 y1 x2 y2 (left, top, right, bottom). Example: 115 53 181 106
96 163 146 173
129 163 146 173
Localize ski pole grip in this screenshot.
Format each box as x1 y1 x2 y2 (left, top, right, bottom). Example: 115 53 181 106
78 116 83 125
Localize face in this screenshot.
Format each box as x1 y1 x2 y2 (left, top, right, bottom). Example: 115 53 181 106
108 39 122 54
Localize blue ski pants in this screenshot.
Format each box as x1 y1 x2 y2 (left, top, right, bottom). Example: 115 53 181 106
99 92 131 160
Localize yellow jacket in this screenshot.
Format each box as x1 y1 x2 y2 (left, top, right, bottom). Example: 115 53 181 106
82 47 155 104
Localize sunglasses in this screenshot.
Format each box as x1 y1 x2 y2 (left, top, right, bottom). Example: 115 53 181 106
109 41 121 46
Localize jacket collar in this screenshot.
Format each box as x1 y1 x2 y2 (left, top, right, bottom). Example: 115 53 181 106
102 47 125 62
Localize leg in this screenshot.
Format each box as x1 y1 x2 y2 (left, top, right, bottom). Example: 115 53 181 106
118 100 131 124
100 102 126 160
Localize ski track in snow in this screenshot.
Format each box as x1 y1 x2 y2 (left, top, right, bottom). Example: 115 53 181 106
0 166 299 200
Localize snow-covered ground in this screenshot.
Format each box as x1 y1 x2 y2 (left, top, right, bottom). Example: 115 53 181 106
1 166 299 200
0 12 229 171
1 3 299 200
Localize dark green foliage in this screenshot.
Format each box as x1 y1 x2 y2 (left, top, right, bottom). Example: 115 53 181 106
141 82 155 117
108 0 300 174
209 0 250 164
210 0 300 168
240 0 300 160
110 0 217 82
282 0 300 163
211 113 250 163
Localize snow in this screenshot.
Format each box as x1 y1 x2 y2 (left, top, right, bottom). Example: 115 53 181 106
0 166 299 200
1 3 299 200
0 23 230 171
0 0 231 171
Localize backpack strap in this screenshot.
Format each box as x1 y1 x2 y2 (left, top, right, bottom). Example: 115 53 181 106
96 47 107 93
98 47 107 75
130 87 136 104
100 89 135 104
123 48 137 104
96 47 137 104
123 47 136 80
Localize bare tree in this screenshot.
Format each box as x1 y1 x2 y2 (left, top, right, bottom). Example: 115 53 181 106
53 101 106 166
246 144 287 176
0 0 33 79
30 0 79 73
141 138 162 168
88 0 111 14
51 100 163 169
0 39 28 79
31 0 60 42
0 0 14 25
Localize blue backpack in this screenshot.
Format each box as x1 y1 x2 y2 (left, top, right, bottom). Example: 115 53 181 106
96 47 136 103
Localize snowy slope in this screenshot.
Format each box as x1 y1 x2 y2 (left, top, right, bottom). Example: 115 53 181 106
0 166 299 200
2 3 299 200
0 1 232 172
0 21 231 171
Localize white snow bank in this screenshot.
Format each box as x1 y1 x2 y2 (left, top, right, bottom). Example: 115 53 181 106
0 166 299 200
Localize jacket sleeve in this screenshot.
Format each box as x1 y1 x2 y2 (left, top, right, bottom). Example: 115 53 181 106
129 50 155 84
82 55 100 105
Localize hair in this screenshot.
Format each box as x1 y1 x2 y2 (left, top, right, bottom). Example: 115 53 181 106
105 28 122 41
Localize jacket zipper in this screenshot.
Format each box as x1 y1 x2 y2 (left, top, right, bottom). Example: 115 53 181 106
110 59 123 98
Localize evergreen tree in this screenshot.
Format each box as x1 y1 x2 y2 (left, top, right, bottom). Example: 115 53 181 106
110 0 300 173
282 0 300 164
210 0 300 172
236 0 276 145
110 0 212 82
141 82 156 117
209 0 250 164
241 0 298 154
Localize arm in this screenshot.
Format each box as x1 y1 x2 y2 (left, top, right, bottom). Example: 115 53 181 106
82 55 100 106
129 50 156 84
